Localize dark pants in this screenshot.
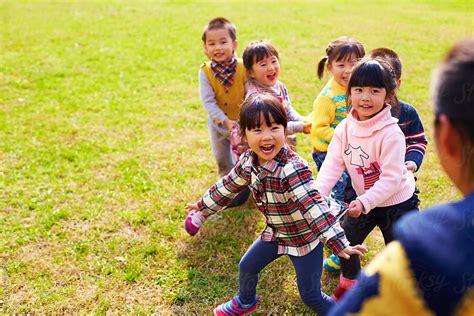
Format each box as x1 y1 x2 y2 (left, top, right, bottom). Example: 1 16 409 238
341 194 420 279
238 239 334 315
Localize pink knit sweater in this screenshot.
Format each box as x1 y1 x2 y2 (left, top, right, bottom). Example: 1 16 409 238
315 105 415 213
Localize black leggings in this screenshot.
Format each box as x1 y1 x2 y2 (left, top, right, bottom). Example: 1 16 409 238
341 194 420 279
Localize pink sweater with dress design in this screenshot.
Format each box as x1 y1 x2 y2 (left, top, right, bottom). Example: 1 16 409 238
315 105 415 213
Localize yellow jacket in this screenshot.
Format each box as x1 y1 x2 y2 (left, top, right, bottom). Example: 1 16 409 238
310 77 347 152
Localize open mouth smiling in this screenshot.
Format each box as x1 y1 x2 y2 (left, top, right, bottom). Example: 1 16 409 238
267 73 276 81
260 145 275 153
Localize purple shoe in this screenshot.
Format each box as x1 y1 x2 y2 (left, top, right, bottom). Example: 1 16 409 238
213 295 258 315
184 211 206 236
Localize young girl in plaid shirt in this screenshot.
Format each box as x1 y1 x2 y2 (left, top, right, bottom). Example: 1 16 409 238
184 93 366 315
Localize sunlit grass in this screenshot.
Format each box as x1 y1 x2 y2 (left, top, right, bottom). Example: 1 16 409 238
0 0 471 313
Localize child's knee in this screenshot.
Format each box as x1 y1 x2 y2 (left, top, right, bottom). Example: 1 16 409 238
238 256 255 274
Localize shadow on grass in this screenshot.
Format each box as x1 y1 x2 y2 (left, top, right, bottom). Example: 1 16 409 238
171 200 260 313
170 199 345 314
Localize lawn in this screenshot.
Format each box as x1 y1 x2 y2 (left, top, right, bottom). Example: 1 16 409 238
0 0 472 313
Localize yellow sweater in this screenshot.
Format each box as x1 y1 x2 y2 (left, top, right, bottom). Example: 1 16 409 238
201 59 246 122
310 77 348 152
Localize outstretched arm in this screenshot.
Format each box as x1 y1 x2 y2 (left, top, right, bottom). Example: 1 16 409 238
197 161 249 217
183 153 251 236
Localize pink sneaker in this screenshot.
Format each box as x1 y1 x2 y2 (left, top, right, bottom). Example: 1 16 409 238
213 295 258 315
184 211 206 236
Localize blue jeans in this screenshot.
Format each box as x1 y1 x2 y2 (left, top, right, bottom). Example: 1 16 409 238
238 239 334 315
312 151 348 202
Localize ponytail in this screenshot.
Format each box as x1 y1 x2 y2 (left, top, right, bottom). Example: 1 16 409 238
317 56 328 80
389 95 400 118
318 37 365 81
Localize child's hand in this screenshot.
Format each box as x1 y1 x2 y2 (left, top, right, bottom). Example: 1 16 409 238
337 244 368 260
303 122 312 134
184 204 206 236
348 200 364 218
405 161 417 173
223 119 238 131
185 203 199 212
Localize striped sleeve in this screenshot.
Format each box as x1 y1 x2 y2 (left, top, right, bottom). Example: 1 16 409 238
398 102 428 171
197 153 250 216
405 130 427 171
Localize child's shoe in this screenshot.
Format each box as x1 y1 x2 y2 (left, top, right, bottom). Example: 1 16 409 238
331 274 357 302
213 295 258 315
184 211 206 236
323 254 341 273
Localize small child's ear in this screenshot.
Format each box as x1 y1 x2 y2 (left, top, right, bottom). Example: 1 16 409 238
247 69 254 78
396 79 402 89
233 39 238 51
385 92 395 104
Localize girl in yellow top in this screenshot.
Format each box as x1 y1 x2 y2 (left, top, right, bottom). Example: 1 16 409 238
310 37 365 201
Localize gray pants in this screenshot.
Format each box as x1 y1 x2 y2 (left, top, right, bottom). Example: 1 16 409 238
208 118 236 177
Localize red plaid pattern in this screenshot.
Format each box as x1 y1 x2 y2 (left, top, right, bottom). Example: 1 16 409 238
197 146 349 256
211 58 237 88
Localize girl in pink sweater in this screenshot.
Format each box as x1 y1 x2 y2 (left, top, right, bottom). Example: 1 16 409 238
315 57 419 301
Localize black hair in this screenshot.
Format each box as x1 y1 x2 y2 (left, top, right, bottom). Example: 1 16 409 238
242 40 280 93
239 93 287 135
242 40 279 70
202 17 237 43
347 57 399 114
368 47 402 80
368 48 408 120
432 38 474 179
317 37 365 80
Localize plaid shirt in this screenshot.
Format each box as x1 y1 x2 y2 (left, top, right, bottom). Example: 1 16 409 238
197 146 349 256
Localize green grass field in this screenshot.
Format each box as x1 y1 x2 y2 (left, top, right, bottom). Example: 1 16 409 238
1 0 472 313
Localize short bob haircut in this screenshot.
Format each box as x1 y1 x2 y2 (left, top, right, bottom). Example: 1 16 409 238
242 40 279 71
347 57 398 111
239 92 287 135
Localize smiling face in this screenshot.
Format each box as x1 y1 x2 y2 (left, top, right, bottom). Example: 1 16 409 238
248 54 280 87
350 86 388 120
244 113 286 165
203 28 237 63
328 53 358 87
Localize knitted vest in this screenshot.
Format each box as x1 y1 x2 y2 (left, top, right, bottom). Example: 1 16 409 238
201 58 246 122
